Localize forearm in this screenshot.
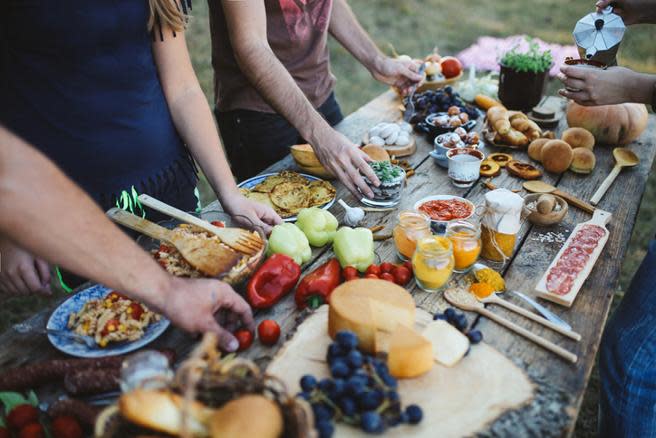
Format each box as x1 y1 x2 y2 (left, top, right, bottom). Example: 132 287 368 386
626 71 656 104
167 86 240 198
0 127 174 311
329 0 384 73
232 42 333 146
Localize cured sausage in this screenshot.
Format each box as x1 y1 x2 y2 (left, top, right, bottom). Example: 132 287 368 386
47 399 101 427
64 368 121 396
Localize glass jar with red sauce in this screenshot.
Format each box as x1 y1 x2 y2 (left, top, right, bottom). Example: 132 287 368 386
393 211 432 260
417 198 473 222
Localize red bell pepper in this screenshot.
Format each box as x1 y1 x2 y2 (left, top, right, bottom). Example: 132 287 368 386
247 254 301 309
295 258 342 309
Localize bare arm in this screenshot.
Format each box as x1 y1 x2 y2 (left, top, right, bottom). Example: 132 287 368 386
221 0 379 198
0 126 253 350
329 0 421 93
152 26 280 233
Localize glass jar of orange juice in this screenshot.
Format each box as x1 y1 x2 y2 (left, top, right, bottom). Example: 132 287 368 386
412 236 455 293
445 220 481 273
392 211 432 260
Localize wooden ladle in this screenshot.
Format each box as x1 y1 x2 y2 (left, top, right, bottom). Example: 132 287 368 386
444 289 578 363
523 180 595 214
590 148 640 205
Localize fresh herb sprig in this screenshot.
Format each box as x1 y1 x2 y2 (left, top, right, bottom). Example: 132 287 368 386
500 39 553 74
370 161 402 183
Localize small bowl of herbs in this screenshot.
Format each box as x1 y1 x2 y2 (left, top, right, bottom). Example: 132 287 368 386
361 161 406 207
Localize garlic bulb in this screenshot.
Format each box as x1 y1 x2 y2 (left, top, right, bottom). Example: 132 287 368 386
338 199 365 227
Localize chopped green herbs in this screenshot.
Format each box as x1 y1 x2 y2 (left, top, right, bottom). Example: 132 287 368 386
500 38 553 74
370 161 402 183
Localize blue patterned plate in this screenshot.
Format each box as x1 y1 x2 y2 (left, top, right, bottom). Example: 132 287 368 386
46 284 170 358
238 172 336 222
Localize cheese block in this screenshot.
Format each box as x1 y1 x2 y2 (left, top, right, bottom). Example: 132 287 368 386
387 324 434 378
328 279 415 353
423 320 470 367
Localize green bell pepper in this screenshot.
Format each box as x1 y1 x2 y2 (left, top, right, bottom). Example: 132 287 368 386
333 227 375 272
267 223 312 265
296 207 338 247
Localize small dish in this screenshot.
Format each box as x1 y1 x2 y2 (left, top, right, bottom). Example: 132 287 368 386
416 113 477 141
432 131 482 168
447 148 485 188
361 163 406 207
523 193 568 226
414 194 476 234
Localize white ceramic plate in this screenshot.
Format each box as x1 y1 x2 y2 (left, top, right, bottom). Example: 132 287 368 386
414 195 476 229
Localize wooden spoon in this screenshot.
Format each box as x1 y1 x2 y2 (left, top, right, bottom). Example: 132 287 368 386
590 148 640 205
444 289 578 363
523 180 595 214
107 208 242 277
477 293 581 341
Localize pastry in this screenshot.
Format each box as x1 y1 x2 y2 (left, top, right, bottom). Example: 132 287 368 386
527 139 549 162
562 127 595 150
506 160 542 180
541 140 573 174
480 160 501 177
488 153 513 168
570 148 596 174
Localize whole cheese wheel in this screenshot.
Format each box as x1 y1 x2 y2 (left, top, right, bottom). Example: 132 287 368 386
328 279 416 353
387 324 433 378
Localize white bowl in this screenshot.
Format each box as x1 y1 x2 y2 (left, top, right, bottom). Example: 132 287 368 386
414 195 476 233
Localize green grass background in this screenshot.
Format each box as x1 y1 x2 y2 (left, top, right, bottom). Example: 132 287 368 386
2 1 656 436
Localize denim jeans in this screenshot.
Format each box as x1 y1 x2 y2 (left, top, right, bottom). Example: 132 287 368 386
215 92 344 181
599 239 656 437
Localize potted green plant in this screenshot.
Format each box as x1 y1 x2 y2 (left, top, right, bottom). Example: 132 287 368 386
498 39 553 111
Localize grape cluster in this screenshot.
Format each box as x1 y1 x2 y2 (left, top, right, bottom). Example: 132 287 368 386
297 331 423 437
434 307 484 345
407 87 480 124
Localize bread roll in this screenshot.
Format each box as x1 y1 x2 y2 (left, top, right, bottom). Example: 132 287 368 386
210 395 283 438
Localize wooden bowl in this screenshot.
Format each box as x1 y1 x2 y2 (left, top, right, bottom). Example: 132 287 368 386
524 194 568 226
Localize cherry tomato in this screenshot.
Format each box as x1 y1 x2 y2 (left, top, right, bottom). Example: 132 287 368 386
210 220 225 228
234 329 254 351
365 273 379 280
127 302 145 320
343 266 359 281
380 272 395 283
158 243 173 253
106 291 128 302
258 320 281 346
440 56 462 79
365 265 381 276
51 416 83 438
392 266 412 286
18 423 44 438
7 405 38 431
0 427 10 438
403 260 413 274
380 262 394 274
101 319 120 337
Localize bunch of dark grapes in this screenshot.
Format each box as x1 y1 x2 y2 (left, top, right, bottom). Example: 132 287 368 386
297 331 423 437
408 86 480 124
434 307 483 344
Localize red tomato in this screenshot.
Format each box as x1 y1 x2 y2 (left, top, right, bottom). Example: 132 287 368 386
51 416 83 438
365 265 381 276
18 423 44 438
342 266 359 281
380 262 394 273
0 427 9 438
128 302 144 320
392 266 412 286
106 291 128 302
364 273 379 280
258 320 281 346
234 329 253 351
380 272 395 283
158 243 173 253
7 405 39 430
440 56 462 79
210 220 225 228
100 319 120 337
403 260 413 274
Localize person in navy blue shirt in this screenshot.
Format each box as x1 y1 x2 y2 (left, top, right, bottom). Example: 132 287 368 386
0 0 281 296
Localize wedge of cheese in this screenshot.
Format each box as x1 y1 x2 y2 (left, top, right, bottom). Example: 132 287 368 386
328 279 415 353
422 320 470 367
387 324 434 378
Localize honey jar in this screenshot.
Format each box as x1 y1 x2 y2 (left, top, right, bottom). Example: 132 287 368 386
412 236 455 293
393 211 432 260
480 189 524 262
445 220 481 272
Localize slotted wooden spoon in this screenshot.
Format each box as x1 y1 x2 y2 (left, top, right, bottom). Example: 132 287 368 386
444 289 578 363
107 208 242 277
138 194 264 256
590 147 640 205
523 180 595 214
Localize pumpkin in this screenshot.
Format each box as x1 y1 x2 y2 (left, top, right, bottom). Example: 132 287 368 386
566 102 649 146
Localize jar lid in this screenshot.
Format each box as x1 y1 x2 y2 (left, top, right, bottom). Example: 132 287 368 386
483 189 523 234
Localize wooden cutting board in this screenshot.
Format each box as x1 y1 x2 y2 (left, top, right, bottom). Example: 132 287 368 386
362 133 417 157
535 209 612 307
267 306 534 438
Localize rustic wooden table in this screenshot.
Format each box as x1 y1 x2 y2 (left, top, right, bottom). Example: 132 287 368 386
1 90 654 436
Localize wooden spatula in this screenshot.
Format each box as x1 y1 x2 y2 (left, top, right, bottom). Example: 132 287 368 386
138 194 264 256
523 180 595 214
107 208 242 277
590 147 639 205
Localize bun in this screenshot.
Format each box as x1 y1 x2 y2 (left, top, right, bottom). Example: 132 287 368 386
570 148 596 174
119 389 211 437
562 127 595 150
527 139 549 162
210 395 283 438
361 144 391 162
541 140 573 174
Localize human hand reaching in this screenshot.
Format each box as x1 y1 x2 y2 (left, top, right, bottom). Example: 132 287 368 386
558 65 654 105
221 190 282 235
595 0 656 25
371 56 423 95
0 237 51 296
